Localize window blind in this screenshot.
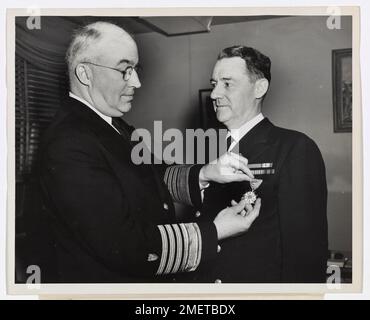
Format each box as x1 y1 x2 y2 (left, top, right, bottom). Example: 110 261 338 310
15 55 68 182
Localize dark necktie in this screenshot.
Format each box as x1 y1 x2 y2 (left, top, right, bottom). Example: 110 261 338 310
226 135 234 151
111 117 132 141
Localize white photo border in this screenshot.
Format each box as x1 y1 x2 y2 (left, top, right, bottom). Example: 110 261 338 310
6 6 362 298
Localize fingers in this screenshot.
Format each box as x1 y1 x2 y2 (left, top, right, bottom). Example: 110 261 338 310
229 200 246 214
228 153 254 179
245 203 253 213
227 173 254 182
235 152 250 167
230 199 238 206
246 198 261 221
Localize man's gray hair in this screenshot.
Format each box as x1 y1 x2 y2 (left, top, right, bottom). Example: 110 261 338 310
66 21 128 78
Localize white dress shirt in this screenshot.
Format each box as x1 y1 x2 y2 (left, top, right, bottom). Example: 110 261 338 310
227 113 265 151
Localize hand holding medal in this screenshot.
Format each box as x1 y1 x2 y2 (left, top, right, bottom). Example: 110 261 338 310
217 197 262 240
230 195 262 218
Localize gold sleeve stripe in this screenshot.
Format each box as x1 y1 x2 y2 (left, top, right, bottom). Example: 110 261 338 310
193 223 202 270
171 166 181 202
165 166 179 203
163 167 171 187
178 165 191 205
171 224 183 274
164 165 170 185
164 224 176 274
178 165 192 205
165 166 175 201
156 225 169 275
156 222 202 275
179 223 190 272
164 165 193 206
184 223 198 272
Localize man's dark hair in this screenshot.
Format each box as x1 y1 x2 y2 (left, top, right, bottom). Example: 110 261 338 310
218 45 271 82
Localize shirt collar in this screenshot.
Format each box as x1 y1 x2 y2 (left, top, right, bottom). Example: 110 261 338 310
227 113 265 148
69 91 115 128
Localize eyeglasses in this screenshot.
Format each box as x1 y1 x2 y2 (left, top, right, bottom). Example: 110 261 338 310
82 61 142 81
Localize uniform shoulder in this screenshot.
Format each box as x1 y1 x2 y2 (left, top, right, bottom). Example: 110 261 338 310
42 108 97 151
272 125 316 145
271 125 321 155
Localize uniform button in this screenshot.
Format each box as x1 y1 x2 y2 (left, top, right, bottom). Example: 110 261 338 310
163 203 169 210
147 253 158 261
217 245 221 253
215 279 222 284
195 211 201 218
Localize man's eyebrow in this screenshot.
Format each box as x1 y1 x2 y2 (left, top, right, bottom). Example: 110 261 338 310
210 77 233 82
115 59 132 67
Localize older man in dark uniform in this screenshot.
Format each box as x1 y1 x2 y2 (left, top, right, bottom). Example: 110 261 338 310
38 23 261 283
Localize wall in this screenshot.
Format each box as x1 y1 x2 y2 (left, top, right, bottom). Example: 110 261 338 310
126 16 353 252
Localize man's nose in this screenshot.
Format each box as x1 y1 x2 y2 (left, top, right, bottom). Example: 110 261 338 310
129 69 141 89
210 84 222 100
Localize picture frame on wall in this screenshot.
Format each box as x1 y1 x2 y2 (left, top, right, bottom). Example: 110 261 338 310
332 48 352 133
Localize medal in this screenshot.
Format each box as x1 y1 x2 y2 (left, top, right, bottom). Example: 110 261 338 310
242 190 257 205
241 179 263 204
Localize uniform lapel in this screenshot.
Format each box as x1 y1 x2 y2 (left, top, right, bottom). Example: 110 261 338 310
64 96 133 162
112 117 171 202
64 97 167 202
233 118 275 163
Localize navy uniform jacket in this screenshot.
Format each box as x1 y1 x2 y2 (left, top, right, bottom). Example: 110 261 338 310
192 118 328 283
38 96 218 283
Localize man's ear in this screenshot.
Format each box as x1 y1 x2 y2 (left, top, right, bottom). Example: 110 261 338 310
254 78 269 99
75 63 92 86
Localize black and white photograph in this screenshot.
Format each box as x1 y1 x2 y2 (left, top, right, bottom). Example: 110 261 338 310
6 7 361 297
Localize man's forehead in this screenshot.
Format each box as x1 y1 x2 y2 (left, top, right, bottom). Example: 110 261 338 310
93 35 138 64
212 57 247 78
99 33 136 51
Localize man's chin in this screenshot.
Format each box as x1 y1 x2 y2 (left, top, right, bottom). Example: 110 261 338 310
118 102 132 114
216 109 229 124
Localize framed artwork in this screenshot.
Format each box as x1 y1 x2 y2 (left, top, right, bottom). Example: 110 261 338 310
332 48 352 132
